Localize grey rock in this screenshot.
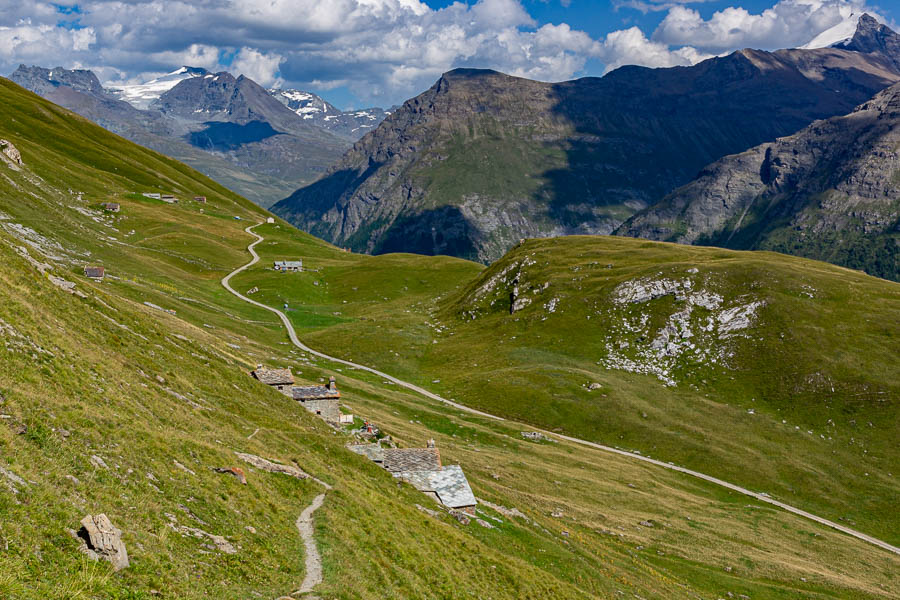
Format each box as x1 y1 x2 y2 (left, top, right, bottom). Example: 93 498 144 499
78 514 129 571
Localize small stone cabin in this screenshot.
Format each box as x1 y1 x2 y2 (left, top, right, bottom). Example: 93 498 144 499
101 202 120 212
194 196 207 203
84 266 105 280
266 217 275 224
274 260 302 272
352 440 477 514
251 366 294 393
292 376 341 422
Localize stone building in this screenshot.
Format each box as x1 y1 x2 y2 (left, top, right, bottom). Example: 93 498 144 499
251 365 294 393
292 376 341 422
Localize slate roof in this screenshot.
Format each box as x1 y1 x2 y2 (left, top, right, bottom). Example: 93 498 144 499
347 444 384 462
252 367 294 386
292 385 339 400
396 465 476 509
84 266 105 278
382 448 441 473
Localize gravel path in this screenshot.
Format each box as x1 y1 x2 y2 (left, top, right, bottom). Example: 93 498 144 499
295 493 327 595
223 223 900 559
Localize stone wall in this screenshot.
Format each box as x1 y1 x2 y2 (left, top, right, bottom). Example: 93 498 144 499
302 398 340 422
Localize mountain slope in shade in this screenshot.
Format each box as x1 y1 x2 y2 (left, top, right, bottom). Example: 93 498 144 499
7 65 350 208
272 15 900 263
617 81 900 281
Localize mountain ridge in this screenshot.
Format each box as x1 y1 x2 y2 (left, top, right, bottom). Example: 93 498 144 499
616 79 900 281
272 15 900 263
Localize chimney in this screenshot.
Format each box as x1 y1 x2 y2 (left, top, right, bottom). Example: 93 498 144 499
328 376 337 392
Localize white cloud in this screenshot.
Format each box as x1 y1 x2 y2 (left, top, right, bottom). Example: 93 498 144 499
653 0 882 52
231 47 285 87
0 0 892 106
597 27 710 72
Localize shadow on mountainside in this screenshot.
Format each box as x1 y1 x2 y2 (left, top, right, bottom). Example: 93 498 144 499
372 205 479 260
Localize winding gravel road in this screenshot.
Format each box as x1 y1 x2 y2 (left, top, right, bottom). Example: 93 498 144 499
223 223 900 558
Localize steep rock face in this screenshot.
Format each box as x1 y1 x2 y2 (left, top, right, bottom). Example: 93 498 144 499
842 14 900 70
273 18 900 263
618 82 900 281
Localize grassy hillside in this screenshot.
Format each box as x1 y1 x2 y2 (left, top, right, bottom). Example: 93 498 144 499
233 232 900 548
0 78 898 599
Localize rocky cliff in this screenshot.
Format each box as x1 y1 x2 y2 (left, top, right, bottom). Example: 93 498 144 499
272 16 900 263
618 80 900 281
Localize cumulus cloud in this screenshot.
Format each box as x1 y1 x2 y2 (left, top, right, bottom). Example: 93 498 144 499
597 27 711 72
653 0 882 52
231 48 285 87
0 0 891 105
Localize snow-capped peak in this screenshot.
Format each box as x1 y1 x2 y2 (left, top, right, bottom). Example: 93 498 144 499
107 66 209 109
802 13 863 49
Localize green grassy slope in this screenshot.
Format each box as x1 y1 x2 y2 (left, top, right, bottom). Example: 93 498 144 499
233 232 900 549
1 78 898 599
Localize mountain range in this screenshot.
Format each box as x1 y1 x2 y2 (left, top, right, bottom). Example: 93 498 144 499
272 14 900 271
7 65 389 207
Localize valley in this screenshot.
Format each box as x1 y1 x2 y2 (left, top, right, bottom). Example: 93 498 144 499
1 76 898 599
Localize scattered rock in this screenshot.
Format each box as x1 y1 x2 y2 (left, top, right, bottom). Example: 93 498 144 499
639 520 655 527
173 460 195 475
551 510 564 518
11 423 26 435
415 504 442 518
214 467 247 485
475 518 494 529
65 474 80 485
78 514 129 571
89 455 108 469
155 375 166 384
235 452 310 480
245 525 257 534
167 522 236 554
588 382 602 390
451 511 471 525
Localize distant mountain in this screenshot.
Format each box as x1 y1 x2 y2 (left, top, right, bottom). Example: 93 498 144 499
8 65 349 207
269 89 391 139
108 66 210 109
617 80 900 281
272 15 900 263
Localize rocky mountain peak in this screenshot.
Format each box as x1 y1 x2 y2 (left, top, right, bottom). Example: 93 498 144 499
843 14 900 68
11 65 108 98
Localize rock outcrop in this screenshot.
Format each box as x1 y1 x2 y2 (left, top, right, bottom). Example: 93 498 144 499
0 139 22 168
78 514 129 571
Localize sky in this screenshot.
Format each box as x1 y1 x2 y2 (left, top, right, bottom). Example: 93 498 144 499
0 0 897 109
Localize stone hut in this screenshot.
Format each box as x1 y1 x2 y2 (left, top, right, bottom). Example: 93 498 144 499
251 365 294 393
193 196 207 203
101 202 120 212
379 441 476 514
84 266 105 280
292 376 341 422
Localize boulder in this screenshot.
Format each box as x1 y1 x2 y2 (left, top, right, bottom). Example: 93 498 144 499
78 514 129 571
0 140 22 167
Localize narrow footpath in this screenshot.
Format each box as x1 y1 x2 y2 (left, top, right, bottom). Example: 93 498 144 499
223 223 900 559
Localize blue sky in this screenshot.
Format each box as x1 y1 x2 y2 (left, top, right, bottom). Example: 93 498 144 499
2 0 896 109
